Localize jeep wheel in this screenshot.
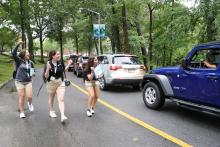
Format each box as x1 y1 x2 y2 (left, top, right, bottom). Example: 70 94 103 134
142 82 165 109
99 76 108 90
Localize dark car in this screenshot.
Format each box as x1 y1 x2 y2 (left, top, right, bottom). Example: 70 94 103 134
74 56 89 77
67 54 79 71
142 41 220 116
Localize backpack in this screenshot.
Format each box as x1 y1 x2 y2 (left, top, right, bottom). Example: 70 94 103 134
42 63 47 83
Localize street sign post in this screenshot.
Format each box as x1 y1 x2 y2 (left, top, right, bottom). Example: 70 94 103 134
93 24 105 38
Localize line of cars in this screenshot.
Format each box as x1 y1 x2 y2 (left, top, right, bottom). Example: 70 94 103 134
67 53 147 90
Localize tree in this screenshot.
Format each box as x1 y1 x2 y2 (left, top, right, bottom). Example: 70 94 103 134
0 27 18 54
31 0 52 63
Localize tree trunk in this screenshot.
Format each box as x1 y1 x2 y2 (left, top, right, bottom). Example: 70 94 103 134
74 33 79 54
169 0 174 65
59 29 63 61
148 4 153 70
100 39 103 54
19 0 26 49
111 0 121 53
162 47 166 67
204 0 216 41
122 1 129 54
110 34 116 53
94 38 99 55
135 22 147 68
1 45 4 54
88 37 92 56
39 29 44 63
115 26 121 53
59 17 63 61
26 24 34 61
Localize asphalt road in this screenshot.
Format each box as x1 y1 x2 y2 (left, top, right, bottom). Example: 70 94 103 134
0 69 220 147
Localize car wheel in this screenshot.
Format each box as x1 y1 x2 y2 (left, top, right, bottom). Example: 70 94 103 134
99 76 108 90
142 82 165 109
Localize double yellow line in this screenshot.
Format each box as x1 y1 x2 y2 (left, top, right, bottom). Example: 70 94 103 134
70 81 193 147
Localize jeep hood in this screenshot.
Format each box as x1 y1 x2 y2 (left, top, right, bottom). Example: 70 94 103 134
151 66 180 74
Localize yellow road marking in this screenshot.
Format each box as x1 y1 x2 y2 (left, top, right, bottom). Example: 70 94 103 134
70 81 193 147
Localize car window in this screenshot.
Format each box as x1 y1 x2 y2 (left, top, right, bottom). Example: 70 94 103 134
189 49 220 69
97 56 104 63
97 56 109 64
113 56 141 65
82 57 88 62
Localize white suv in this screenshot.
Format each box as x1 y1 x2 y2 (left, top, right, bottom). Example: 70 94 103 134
97 54 146 90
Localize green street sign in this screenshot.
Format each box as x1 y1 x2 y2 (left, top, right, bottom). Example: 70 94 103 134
93 24 105 38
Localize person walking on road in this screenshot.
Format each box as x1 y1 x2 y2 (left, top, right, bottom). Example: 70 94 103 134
44 50 72 123
12 38 35 118
84 57 100 117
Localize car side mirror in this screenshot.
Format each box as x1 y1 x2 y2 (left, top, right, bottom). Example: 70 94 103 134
181 58 188 69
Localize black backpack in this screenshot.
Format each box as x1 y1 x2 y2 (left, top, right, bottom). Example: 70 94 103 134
42 63 47 83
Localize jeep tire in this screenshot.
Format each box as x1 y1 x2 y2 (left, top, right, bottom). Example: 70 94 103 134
142 82 165 109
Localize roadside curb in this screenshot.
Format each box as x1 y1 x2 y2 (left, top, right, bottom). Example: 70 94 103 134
0 78 14 90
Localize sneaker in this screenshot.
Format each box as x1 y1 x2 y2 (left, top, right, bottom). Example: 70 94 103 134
61 115 68 123
27 102 34 112
20 112 26 118
49 111 57 118
87 109 92 117
90 108 95 114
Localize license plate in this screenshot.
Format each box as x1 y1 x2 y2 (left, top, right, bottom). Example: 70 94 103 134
128 69 135 73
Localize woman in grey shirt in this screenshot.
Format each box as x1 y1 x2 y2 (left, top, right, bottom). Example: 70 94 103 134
12 39 35 118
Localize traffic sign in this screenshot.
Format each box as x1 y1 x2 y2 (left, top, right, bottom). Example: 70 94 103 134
93 24 105 38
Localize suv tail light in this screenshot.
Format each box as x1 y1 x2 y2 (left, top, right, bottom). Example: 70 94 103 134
110 64 122 71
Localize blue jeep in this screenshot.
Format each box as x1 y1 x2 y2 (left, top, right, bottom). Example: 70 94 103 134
142 41 220 116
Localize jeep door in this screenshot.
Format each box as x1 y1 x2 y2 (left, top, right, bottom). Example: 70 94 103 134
179 48 220 107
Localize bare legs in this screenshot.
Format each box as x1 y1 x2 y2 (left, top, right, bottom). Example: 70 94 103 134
87 85 99 111
18 89 25 113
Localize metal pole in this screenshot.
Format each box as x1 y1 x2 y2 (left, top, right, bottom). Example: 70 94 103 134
98 13 100 55
79 8 101 55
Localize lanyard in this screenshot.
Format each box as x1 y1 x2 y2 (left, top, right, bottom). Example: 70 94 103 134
52 62 57 74
54 65 57 74
26 61 30 77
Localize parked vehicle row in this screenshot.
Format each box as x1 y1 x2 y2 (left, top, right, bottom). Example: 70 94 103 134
68 42 220 118
68 53 147 90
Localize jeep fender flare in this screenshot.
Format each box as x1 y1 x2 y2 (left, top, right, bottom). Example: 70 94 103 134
142 74 174 97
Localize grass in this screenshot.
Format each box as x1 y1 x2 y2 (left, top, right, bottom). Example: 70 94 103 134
0 54 45 84
0 54 14 84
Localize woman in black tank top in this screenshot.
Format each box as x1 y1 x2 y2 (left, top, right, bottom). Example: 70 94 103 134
84 57 100 117
44 50 72 123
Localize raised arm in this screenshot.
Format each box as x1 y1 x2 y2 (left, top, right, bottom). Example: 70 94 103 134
12 39 23 62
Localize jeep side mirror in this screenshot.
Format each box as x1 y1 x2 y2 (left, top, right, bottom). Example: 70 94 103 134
181 58 188 69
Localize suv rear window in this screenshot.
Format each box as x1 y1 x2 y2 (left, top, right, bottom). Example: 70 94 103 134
113 56 141 65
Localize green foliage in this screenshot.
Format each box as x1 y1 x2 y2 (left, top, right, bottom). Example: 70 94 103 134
0 54 14 84
1 0 220 68
0 27 18 53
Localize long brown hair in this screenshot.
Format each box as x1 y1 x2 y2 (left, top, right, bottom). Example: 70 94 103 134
85 57 95 73
18 50 27 59
48 50 57 61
